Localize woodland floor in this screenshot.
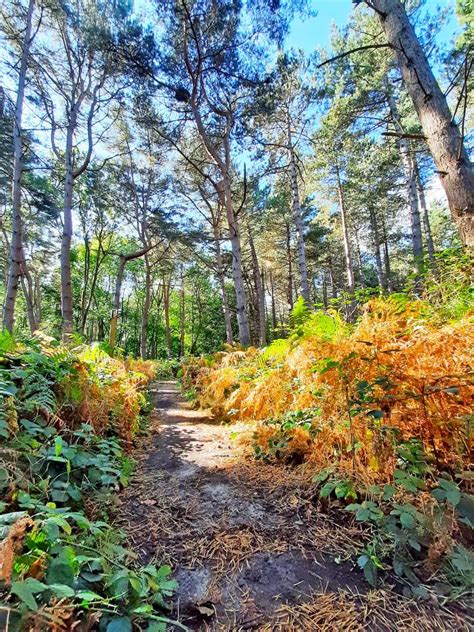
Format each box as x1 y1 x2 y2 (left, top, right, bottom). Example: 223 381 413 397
116 382 472 631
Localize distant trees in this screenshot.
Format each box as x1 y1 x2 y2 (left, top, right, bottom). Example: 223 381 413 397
0 0 469 354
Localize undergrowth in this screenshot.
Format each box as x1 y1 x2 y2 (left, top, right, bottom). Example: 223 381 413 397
0 335 179 632
183 273 474 598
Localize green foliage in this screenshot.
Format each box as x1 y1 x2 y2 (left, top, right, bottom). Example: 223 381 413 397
341 468 474 593
0 344 178 630
253 408 320 462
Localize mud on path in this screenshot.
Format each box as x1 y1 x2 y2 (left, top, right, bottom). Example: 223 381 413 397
117 382 470 631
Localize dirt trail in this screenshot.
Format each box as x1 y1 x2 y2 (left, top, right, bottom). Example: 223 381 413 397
118 382 469 631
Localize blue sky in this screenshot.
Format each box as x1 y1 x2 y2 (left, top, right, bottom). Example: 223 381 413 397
286 0 460 53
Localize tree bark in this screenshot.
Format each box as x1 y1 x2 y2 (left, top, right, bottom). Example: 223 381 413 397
213 219 233 344
269 270 277 332
140 256 152 359
327 255 337 299
287 117 310 303
322 272 328 310
109 246 152 351
381 214 393 292
163 278 172 357
286 221 294 314
179 268 185 357
335 165 355 294
369 0 474 245
190 99 250 345
3 0 35 333
248 226 266 346
369 207 387 290
414 160 437 269
60 118 77 339
387 93 424 271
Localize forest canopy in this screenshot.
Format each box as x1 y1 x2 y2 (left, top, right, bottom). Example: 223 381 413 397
0 0 472 353
0 0 473 629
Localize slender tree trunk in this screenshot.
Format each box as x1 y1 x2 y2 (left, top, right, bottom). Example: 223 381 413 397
80 236 91 332
287 117 310 303
381 215 393 292
327 255 337 299
335 165 355 293
221 178 250 346
163 279 172 357
140 257 152 359
109 255 126 351
109 246 152 351
414 160 437 269
248 226 266 346
387 94 424 270
322 272 328 310
286 221 294 313
213 221 233 344
20 275 37 333
190 97 250 346
179 269 185 357
369 207 387 290
269 270 277 332
81 245 104 335
3 0 35 333
61 118 77 339
370 0 474 245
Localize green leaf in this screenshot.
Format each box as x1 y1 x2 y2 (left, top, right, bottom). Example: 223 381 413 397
47 584 75 598
400 512 416 529
54 436 63 457
11 578 46 610
457 493 474 524
320 481 336 498
382 484 397 501
76 590 103 602
147 623 167 632
106 617 133 632
46 549 76 588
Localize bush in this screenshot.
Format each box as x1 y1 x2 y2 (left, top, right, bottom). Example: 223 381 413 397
0 337 176 630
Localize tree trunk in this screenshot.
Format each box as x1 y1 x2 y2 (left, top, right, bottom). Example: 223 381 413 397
3 0 35 333
322 272 328 310
140 257 152 359
179 269 185 357
286 221 294 314
248 226 266 346
213 221 233 344
81 243 104 335
327 255 337 299
387 94 424 270
335 165 355 294
109 255 126 351
20 273 37 333
269 270 277 332
414 160 437 269
163 279 172 357
190 96 250 346
220 178 250 346
288 117 310 303
381 215 393 292
370 0 474 245
369 207 387 290
61 118 77 339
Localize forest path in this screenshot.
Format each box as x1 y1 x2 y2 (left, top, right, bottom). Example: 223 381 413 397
118 382 465 631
